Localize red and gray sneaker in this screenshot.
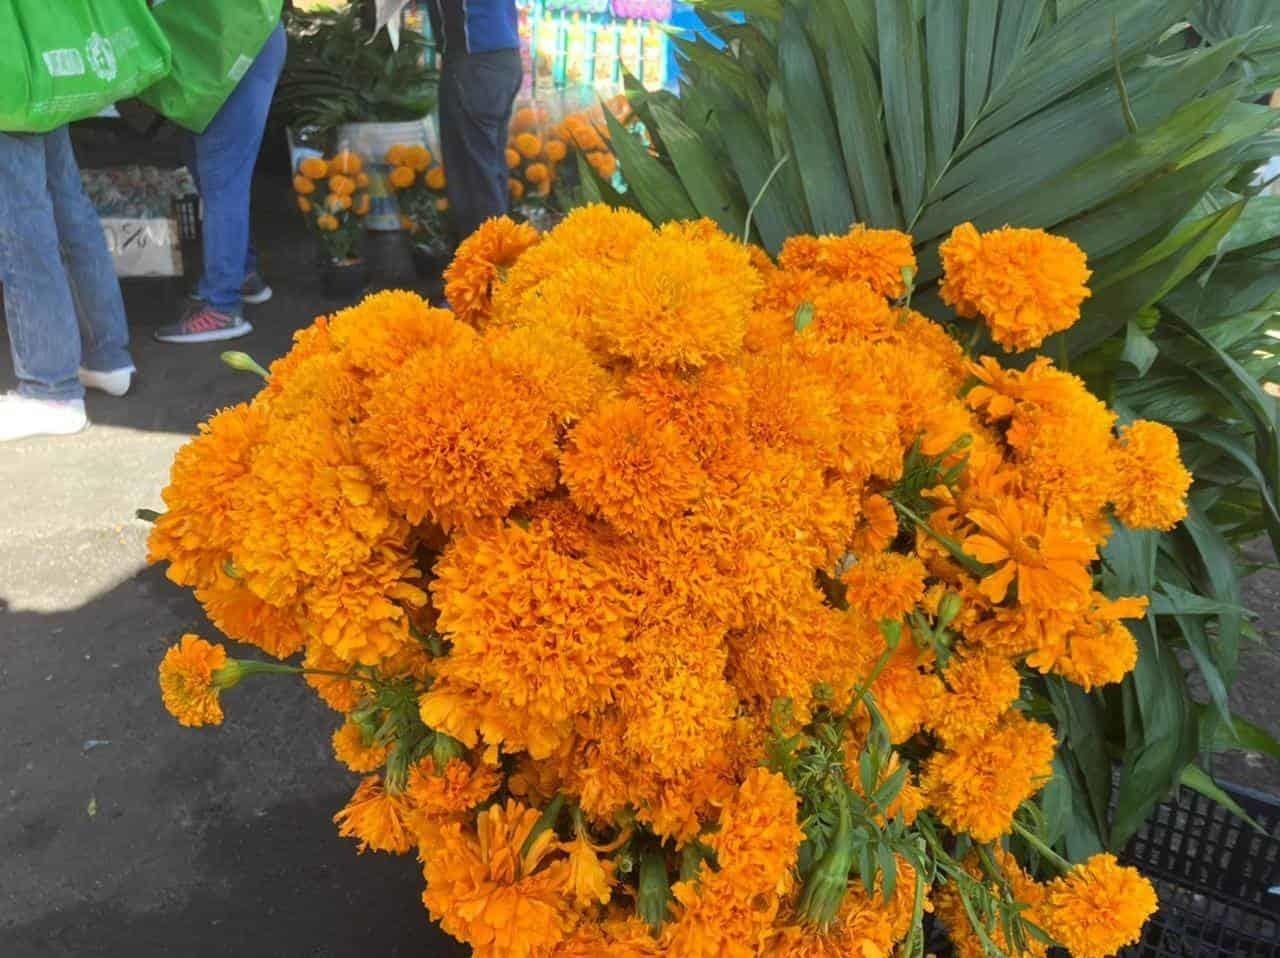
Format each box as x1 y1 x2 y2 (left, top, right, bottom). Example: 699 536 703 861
241 271 273 305
154 302 253 344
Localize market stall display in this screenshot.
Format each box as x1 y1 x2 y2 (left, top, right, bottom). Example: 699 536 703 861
384 142 451 273
521 0 671 95
291 151 372 298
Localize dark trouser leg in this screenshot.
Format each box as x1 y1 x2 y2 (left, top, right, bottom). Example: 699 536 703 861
439 49 523 242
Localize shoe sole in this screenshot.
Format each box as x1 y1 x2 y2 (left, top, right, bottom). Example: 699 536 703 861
79 367 136 398
241 287 273 305
154 323 253 344
0 419 87 442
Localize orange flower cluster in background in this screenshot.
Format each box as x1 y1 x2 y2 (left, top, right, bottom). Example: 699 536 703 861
384 143 449 235
291 152 371 260
150 209 1178 957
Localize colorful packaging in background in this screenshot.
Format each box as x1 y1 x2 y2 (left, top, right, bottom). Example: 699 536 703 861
0 0 171 132
610 0 673 20
139 0 283 133
514 0 671 95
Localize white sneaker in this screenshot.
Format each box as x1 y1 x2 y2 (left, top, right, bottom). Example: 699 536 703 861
0 393 88 442
79 365 135 397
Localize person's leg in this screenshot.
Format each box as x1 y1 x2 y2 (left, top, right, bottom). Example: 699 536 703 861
440 49 523 240
43 126 133 376
0 130 85 400
190 24 286 313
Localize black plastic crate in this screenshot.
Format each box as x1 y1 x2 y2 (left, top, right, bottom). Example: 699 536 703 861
1120 782 1280 956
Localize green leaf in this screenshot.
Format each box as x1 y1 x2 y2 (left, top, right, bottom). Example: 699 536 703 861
963 0 999 132
1180 764 1264 831
1209 712 1280 760
824 0 900 227
991 0 1047 92
604 108 698 224
648 102 746 234
1150 580 1249 616
1121 320 1159 375
877 0 928 219
1046 678 1112 843
925 0 963 180
779 3 856 234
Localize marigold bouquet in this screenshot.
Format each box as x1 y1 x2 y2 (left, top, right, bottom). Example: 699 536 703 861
384 143 451 250
292 151 370 263
149 207 1188 957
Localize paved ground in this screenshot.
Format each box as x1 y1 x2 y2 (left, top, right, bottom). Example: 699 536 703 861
0 122 1277 958
0 123 461 958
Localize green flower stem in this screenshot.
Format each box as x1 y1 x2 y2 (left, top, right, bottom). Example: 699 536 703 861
893 501 990 578
1011 820 1072 874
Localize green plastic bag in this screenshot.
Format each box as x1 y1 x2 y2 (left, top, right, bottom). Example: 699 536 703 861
139 0 284 134
0 0 171 133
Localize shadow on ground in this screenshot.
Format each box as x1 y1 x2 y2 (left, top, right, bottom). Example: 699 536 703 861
0 566 466 958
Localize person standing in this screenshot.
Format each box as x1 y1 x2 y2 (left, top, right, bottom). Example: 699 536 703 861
0 126 135 441
429 0 523 241
154 22 287 344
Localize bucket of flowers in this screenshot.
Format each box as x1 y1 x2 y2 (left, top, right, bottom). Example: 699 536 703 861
292 150 370 299
384 143 451 278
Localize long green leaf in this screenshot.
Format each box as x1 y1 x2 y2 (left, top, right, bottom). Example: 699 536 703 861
991 0 1047 91
648 102 746 233
963 0 999 132
925 0 963 180
824 0 900 227
603 108 698 224
779 3 856 234
877 0 928 219
1180 764 1264 831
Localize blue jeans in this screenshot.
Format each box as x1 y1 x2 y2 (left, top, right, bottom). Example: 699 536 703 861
0 127 132 401
187 24 286 312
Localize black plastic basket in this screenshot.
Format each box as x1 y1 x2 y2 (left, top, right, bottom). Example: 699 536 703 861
1119 782 1280 956
173 192 202 277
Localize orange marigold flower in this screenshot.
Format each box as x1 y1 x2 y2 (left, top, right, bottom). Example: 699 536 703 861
330 150 363 175
388 165 415 189
592 222 759 368
425 166 447 190
841 551 927 621
940 222 1091 352
195 573 308 660
813 224 917 299
509 177 524 200
429 521 634 753
1025 594 1147 691
332 721 388 773
1111 420 1191 531
514 132 543 158
852 492 899 555
298 156 328 179
546 138 568 163
525 161 550 184
406 756 502 817
505 147 520 169
158 634 230 728
922 710 1056 842
1041 854 1158 958
303 641 365 713
148 402 265 589
328 173 356 196
443 215 540 326
292 173 315 195
357 342 559 531
486 324 611 426
333 775 414 854
926 647 1022 745
963 496 1097 609
935 848 1048 958
422 800 575 957
405 145 432 171
560 824 617 910
561 398 705 536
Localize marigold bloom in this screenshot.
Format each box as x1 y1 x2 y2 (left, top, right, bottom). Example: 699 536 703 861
195 574 307 660
1111 420 1191 531
926 647 1022 745
388 165 415 189
444 216 539 326
332 721 388 773
852 492 899 555
514 132 543 158
334 775 414 854
426 166 447 190
811 224 917 299
1042 854 1158 958
158 634 229 728
330 150 363 175
505 147 520 169
922 711 1056 841
298 156 328 179
546 138 568 163
841 552 926 621
940 222 1091 352
964 496 1097 609
406 757 501 818
562 398 705 536
292 173 315 195
422 801 575 957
